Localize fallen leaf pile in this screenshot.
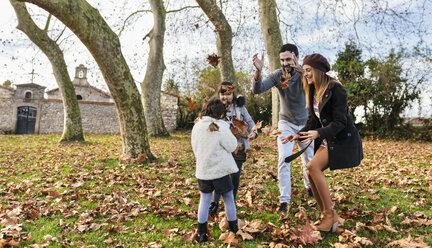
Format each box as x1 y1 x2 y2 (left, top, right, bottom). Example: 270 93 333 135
0 133 431 247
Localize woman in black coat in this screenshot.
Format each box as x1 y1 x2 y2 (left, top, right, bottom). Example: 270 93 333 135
282 53 363 232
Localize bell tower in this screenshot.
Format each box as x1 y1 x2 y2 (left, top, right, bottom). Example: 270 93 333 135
73 64 90 86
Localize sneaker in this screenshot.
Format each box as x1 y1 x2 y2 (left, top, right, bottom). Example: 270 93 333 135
278 202 289 214
307 188 314 198
209 202 219 216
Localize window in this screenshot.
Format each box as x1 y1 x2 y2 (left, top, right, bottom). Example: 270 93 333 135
24 91 32 101
76 95 83 100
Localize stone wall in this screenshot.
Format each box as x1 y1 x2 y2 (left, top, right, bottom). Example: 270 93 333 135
0 95 15 133
0 88 178 134
39 99 120 134
161 92 178 131
46 86 112 102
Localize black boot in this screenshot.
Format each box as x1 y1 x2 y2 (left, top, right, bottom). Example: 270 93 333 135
228 219 238 234
196 222 208 243
209 202 219 216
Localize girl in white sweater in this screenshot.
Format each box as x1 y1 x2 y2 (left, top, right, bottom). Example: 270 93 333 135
191 97 239 243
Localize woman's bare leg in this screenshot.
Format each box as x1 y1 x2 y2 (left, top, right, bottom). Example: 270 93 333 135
307 146 331 210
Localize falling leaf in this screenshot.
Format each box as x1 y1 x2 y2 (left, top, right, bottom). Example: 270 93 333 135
251 120 263 132
280 72 291 89
194 23 199 29
207 122 219 132
185 97 196 110
207 53 220 68
138 153 147 163
231 117 248 138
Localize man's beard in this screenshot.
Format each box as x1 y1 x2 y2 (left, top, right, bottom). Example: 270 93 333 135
283 65 295 75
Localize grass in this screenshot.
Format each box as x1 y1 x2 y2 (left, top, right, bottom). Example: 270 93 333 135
0 132 431 247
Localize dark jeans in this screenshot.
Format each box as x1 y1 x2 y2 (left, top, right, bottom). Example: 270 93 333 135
212 159 243 203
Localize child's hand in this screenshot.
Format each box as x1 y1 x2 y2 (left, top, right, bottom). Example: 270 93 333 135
281 134 299 144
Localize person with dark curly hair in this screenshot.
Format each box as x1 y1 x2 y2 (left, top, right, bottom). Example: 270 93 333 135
208 81 258 216
191 97 240 243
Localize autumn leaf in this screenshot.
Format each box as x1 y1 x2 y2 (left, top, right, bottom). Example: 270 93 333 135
231 117 248 138
194 23 199 29
185 97 196 110
219 232 246 247
280 72 291 89
207 53 220 68
137 153 147 163
251 120 263 132
182 230 197 242
207 122 219 132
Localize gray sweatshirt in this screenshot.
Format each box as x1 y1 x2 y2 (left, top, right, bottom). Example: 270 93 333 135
252 69 308 125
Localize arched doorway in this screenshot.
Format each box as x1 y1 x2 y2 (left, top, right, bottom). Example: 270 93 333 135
16 106 37 134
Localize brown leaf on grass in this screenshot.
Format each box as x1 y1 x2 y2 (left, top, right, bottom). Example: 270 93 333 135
246 191 253 208
237 230 253 240
103 238 114 245
219 231 245 247
385 234 430 248
185 97 196 110
299 222 322 245
294 206 309 222
219 217 229 231
182 230 197 242
207 53 220 68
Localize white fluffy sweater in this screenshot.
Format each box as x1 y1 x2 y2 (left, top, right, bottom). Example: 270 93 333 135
191 116 239 180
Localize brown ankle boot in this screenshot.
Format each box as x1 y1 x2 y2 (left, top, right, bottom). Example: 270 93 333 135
316 210 338 232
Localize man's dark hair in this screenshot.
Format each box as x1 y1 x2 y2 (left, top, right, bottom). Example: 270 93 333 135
279 43 299 57
199 96 227 119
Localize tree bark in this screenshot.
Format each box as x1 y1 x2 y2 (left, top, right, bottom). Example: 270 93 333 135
19 0 154 160
141 0 169 137
196 0 235 82
10 0 84 142
258 0 283 126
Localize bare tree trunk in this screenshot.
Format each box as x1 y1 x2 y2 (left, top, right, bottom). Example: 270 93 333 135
141 0 169 137
10 0 84 142
19 0 154 160
258 0 283 126
196 0 235 82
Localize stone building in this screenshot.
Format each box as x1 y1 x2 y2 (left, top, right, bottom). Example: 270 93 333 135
0 65 178 134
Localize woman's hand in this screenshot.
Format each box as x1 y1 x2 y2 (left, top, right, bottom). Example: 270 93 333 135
281 133 300 144
299 130 319 144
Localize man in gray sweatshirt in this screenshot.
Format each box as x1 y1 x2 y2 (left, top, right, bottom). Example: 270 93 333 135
252 43 314 214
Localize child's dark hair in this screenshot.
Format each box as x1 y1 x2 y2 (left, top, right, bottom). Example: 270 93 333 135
199 96 227 119
217 81 237 98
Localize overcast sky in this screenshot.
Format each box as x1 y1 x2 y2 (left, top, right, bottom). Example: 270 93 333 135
1 0 431 117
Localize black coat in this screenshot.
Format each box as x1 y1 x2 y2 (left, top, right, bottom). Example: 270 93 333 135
301 82 363 170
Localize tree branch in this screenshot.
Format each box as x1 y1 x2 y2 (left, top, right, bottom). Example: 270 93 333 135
43 13 51 32
166 5 199 14
118 9 152 36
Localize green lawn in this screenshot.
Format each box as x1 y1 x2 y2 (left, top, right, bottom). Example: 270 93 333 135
0 132 431 247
